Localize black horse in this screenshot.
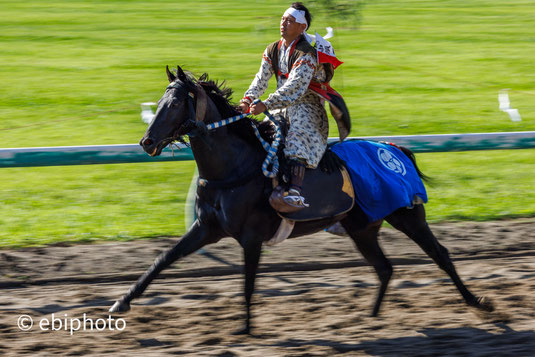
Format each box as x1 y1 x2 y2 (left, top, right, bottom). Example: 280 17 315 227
109 66 493 334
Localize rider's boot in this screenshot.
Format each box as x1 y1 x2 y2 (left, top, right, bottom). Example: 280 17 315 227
282 159 309 210
269 159 310 213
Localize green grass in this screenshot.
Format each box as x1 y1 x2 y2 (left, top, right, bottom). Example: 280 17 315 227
0 0 534 247
0 161 197 247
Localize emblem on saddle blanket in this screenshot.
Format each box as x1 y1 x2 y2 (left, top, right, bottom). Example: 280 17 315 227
269 166 355 221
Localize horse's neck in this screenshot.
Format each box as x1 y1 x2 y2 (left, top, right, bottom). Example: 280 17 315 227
190 100 262 181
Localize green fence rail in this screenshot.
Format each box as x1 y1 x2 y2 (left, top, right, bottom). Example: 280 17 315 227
1 131 534 168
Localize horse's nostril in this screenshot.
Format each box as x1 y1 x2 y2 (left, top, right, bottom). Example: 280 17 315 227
144 138 153 146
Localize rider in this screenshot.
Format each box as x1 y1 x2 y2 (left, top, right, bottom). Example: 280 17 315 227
239 2 331 212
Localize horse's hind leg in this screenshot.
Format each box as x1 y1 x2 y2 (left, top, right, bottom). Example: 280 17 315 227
109 220 220 313
385 205 494 312
341 215 393 317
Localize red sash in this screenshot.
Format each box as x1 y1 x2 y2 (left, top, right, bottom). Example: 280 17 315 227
308 81 351 142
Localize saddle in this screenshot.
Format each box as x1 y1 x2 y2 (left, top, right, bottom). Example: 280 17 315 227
269 147 355 222
264 158 354 246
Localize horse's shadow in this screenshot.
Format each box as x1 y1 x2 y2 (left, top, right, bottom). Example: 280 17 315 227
267 324 535 356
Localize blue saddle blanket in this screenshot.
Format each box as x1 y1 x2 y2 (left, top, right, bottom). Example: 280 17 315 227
330 140 428 222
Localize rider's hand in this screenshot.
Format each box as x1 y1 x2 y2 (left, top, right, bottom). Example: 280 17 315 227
239 102 250 113
250 102 267 115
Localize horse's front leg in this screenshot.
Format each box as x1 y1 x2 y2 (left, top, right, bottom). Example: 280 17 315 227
233 237 263 335
109 220 220 313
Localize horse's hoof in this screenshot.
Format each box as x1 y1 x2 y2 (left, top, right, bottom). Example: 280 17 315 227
232 326 251 336
109 300 130 313
476 296 495 312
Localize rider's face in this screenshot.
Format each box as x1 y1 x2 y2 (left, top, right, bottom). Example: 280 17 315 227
280 14 306 39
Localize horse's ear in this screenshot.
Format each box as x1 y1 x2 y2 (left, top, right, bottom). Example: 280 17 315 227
166 65 176 83
176 65 187 82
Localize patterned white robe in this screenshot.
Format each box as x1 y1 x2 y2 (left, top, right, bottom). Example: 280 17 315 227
243 42 329 168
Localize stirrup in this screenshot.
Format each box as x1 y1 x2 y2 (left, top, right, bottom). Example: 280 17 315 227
269 187 309 213
283 189 309 208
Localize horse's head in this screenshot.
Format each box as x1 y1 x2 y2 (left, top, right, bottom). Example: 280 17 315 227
140 65 207 156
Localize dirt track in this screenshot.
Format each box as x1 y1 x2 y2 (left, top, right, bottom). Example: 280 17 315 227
1 219 534 356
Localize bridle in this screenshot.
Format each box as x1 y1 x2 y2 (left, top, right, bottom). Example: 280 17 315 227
164 80 208 139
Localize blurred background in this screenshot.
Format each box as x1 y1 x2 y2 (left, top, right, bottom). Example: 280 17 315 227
1 0 534 247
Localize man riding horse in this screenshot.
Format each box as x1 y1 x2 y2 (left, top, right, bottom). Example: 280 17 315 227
109 4 493 333
239 2 349 213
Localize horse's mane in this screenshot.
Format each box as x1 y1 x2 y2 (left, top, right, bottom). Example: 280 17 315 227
189 72 270 148
197 73 240 119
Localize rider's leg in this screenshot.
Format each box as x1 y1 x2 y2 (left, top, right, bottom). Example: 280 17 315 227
284 158 308 208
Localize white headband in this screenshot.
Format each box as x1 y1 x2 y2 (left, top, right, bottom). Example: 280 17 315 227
283 7 308 30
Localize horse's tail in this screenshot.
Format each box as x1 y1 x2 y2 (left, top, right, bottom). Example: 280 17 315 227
396 145 432 184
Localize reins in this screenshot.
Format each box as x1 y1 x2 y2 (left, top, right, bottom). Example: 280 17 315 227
170 78 281 179
203 102 281 179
